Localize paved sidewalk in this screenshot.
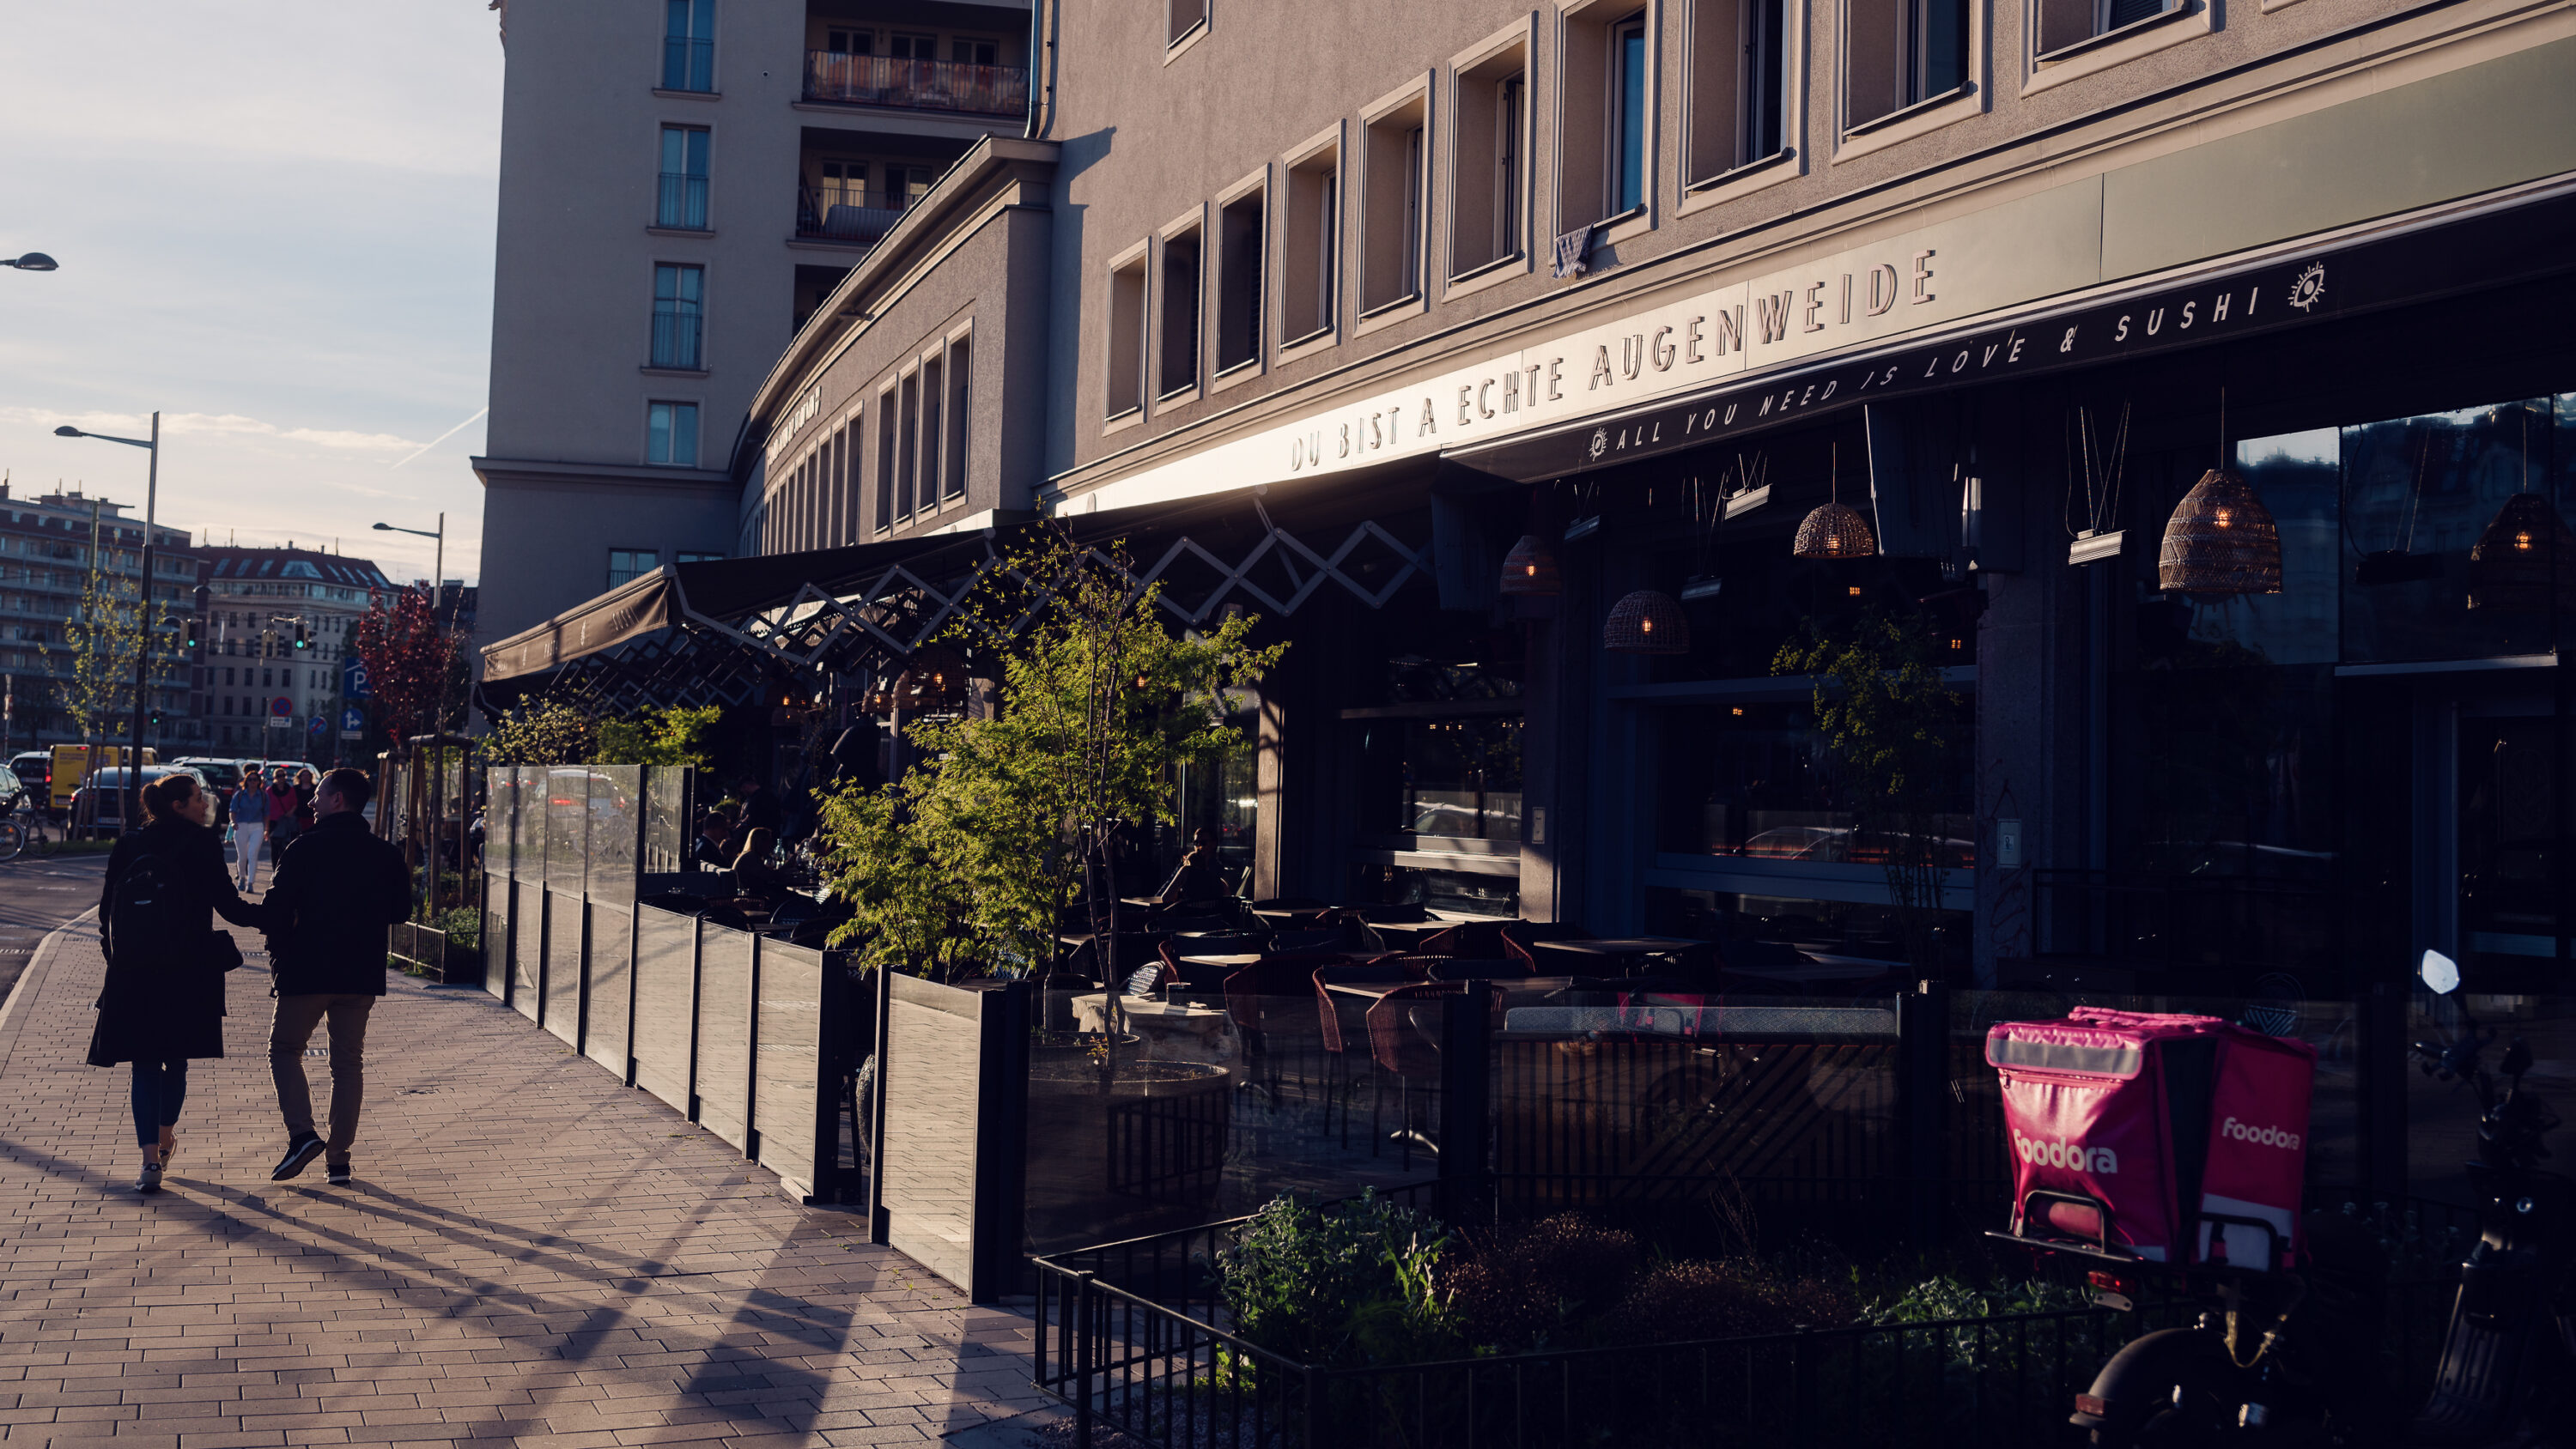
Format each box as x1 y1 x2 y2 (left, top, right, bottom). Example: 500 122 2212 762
0 918 1046 1448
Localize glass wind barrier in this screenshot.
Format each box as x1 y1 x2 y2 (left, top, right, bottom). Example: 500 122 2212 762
883 974 990 1291
643 767 690 875
755 940 830 1197
544 767 589 896
543 892 583 1047
633 906 698 1115
588 766 641 910
695 923 755 1152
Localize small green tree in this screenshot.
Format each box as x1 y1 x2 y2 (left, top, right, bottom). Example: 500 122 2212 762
481 696 597 766
38 514 182 830
817 530 1285 978
1773 609 1965 972
594 704 720 769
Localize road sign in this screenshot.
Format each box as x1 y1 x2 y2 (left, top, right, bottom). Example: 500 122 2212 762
270 695 293 718
307 716 327 737
342 706 365 733
266 715 292 730
342 656 370 700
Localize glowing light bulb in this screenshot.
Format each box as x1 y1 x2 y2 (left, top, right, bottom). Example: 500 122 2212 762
2214 507 2233 529
2514 531 2532 550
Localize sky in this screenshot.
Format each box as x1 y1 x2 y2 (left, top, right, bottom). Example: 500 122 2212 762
0 3 503 587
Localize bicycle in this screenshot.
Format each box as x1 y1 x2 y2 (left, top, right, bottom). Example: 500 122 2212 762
0 799 58 862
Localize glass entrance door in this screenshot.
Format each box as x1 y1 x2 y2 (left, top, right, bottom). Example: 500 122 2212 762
2456 702 2565 983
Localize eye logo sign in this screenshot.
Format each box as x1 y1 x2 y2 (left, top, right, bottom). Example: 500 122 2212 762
2014 1131 2119 1173
2287 262 2326 313
2221 1117 2301 1149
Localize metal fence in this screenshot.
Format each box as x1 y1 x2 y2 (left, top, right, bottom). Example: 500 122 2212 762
800 51 1029 116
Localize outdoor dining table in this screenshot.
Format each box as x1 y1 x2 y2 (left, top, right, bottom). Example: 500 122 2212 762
1177 953 1266 970
1527 936 1702 966
1361 919 1450 949
1322 979 1408 1001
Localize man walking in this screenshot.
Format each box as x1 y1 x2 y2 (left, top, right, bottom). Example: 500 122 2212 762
263 767 410 1185
230 766 271 891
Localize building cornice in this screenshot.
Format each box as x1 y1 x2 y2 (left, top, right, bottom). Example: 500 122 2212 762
471 455 737 493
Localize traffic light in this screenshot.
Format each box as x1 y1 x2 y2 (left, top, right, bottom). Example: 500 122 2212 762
294 621 309 651
185 619 200 652
148 709 164 730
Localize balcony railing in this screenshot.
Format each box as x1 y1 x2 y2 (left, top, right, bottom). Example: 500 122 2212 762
793 183 909 246
801 52 1028 117
655 172 709 231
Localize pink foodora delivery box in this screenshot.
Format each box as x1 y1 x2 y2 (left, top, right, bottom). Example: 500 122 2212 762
1987 1007 2314 1270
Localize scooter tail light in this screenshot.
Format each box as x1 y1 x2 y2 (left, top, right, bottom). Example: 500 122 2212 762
2075 1394 2110 1417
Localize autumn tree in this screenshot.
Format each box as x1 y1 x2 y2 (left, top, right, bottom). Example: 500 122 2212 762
354 585 457 753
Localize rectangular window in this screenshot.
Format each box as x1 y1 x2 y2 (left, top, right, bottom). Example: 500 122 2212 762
875 385 897 527
2037 0 2171 55
1686 0 1788 182
886 164 933 210
952 37 999 65
649 264 704 370
943 337 971 500
677 551 726 564
1157 223 1202 399
1106 250 1147 418
1558 5 1652 231
888 32 936 60
1848 0 1970 128
1610 15 1650 215
918 353 945 507
1359 94 1429 314
1214 188 1265 373
646 401 699 465
1170 0 1209 46
1450 42 1530 279
607 549 661 588
1280 142 1339 344
896 371 920 518
826 27 872 54
662 0 715 92
657 125 711 229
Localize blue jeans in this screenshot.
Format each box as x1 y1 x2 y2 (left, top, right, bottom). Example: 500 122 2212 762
130 1059 188 1149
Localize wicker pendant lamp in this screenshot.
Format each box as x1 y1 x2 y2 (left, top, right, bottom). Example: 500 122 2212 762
2467 494 2576 611
1793 444 1877 559
2159 389 2282 595
1603 589 1692 654
1498 535 1563 595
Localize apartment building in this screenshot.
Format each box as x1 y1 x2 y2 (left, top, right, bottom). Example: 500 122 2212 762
0 483 199 755
491 0 2575 1014
471 0 1034 655
194 546 391 760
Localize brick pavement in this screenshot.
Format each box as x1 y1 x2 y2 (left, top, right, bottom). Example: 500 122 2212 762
0 916 1048 1448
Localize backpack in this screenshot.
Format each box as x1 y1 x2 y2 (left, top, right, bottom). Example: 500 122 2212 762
106 846 191 970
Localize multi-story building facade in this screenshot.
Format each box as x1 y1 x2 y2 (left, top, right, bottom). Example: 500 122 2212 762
471 0 1035 656
194 547 390 761
488 0 2576 1072
0 483 198 756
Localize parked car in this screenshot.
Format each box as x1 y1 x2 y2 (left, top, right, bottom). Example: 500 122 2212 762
170 757 243 791
68 765 204 833
9 750 49 799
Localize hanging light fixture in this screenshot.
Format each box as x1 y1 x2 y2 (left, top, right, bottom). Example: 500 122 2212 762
2467 497 2576 611
2158 388 2281 596
1602 589 1692 654
1498 535 1562 595
1793 444 1877 559
2157 468 2282 594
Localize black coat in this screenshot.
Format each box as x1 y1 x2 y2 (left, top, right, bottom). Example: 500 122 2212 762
263 810 413 997
88 819 268 1065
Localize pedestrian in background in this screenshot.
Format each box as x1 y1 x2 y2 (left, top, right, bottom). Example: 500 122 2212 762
262 767 411 1186
264 770 301 857
90 773 266 1192
230 766 273 891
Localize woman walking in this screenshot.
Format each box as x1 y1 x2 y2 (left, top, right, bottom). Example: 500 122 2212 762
90 773 268 1192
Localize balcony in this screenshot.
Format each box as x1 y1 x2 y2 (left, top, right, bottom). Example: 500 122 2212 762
801 52 1028 118
794 181 910 246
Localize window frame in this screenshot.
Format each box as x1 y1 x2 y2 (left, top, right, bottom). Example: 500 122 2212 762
940 325 973 503
644 398 702 467
653 124 714 232
1212 168 1269 388
1554 0 1661 247
1356 74 1434 336
659 0 718 94
873 383 900 532
1276 123 1345 362
606 548 663 590
1156 206 1207 406
1835 0 1987 159
647 262 708 373
1167 0 1211 56
2022 0 2204 94
1104 239 1151 428
1680 0 1806 207
1444 18 1536 300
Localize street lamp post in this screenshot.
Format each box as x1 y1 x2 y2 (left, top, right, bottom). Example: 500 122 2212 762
2 253 59 271
373 515 451 919
54 416 161 835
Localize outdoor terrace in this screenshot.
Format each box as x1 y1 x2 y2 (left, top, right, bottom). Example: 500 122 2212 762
802 52 1028 118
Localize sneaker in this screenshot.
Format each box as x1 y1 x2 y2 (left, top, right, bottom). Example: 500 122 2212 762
136 1161 163 1194
270 1133 326 1181
326 1161 353 1187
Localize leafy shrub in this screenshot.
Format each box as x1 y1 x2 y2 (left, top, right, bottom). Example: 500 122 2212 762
1444 1215 1641 1351
1220 1192 1454 1369
1609 1258 1860 1344
435 907 482 950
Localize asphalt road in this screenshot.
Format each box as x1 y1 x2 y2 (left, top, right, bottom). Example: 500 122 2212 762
0 853 108 1009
